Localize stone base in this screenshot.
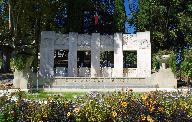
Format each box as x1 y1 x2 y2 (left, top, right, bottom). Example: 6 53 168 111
154 68 177 88
41 68 177 89
13 70 28 90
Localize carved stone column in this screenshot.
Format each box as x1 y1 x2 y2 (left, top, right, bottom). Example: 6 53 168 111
137 31 151 77
68 32 77 77
91 33 100 77
113 33 123 77
40 31 55 77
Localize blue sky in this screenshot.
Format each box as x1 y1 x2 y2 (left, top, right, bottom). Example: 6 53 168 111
124 0 138 33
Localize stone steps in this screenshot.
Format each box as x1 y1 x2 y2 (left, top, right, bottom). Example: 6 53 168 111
51 85 156 89
48 77 158 89
45 68 177 89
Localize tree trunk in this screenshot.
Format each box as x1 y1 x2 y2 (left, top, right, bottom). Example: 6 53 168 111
0 49 2 72
2 46 11 73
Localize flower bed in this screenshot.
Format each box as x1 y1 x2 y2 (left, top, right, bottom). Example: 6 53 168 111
0 90 192 122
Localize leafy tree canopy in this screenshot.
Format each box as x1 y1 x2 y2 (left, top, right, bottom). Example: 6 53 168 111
0 0 126 70
131 0 192 53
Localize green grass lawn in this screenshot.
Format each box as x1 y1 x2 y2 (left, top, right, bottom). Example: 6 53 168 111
25 91 86 100
16 90 142 101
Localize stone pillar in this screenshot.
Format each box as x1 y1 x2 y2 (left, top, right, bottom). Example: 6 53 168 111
137 31 151 77
13 70 28 90
113 33 123 77
13 70 21 89
68 32 77 77
40 31 55 77
161 63 166 69
137 49 151 77
91 33 100 77
13 56 34 90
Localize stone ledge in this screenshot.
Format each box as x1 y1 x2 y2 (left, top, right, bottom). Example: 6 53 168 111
44 88 189 93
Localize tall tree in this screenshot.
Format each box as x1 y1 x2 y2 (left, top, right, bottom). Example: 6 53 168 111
0 0 57 71
114 0 126 32
132 0 192 53
0 0 12 72
0 0 127 72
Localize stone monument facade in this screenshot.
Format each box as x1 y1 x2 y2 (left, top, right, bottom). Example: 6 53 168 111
40 31 151 78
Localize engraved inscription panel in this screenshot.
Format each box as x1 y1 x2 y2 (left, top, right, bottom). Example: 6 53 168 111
55 34 69 46
78 34 91 47
138 39 150 49
100 35 114 50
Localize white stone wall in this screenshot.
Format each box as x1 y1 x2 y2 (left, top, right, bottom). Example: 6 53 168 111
91 33 100 77
113 33 123 77
101 67 112 77
137 32 151 78
40 31 55 77
123 31 151 78
40 31 151 78
78 34 91 50
100 35 114 51
54 33 69 50
68 32 78 76
78 68 90 77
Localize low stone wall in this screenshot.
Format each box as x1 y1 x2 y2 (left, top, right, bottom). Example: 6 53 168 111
50 77 158 89
46 68 177 89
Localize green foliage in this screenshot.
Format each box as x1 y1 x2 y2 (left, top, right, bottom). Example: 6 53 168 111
169 49 192 81
152 54 158 70
10 55 27 71
26 92 85 100
169 52 177 76
114 0 126 32
0 0 126 72
132 0 192 53
10 54 33 71
123 51 137 68
152 50 171 70
180 49 192 80
0 91 192 121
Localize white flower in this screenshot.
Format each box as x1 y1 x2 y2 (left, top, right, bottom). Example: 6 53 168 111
10 96 18 101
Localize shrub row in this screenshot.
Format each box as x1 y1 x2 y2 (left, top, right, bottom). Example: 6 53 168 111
0 90 192 122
